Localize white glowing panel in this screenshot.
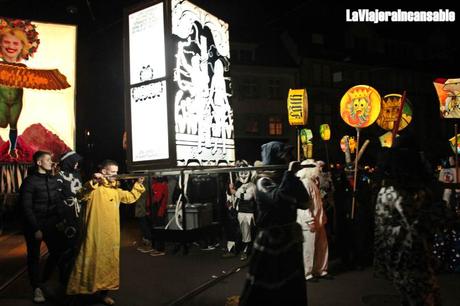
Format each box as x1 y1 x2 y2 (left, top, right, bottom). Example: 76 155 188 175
128 3 169 162
129 2 166 84
130 80 169 161
0 19 76 162
172 0 235 166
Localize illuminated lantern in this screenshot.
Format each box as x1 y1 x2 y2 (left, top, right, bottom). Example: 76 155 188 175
124 0 235 170
300 128 313 144
319 124 331 141
433 78 460 118
376 94 412 131
287 89 308 126
449 134 460 154
0 17 76 163
340 136 356 153
300 128 313 159
379 131 398 148
340 85 381 128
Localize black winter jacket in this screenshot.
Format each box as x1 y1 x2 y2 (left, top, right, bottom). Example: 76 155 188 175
20 171 62 232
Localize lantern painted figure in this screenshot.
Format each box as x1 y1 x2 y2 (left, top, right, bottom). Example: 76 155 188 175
377 94 412 131
319 124 330 141
434 78 460 118
340 85 381 128
0 17 70 162
300 128 313 159
229 160 256 261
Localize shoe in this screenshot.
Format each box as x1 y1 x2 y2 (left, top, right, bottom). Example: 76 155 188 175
150 250 166 256
137 245 155 253
319 271 334 279
33 287 46 303
240 253 248 261
305 274 314 281
101 296 115 305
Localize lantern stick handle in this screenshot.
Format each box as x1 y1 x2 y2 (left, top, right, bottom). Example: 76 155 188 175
391 90 406 146
297 128 301 161
351 128 361 220
455 124 458 184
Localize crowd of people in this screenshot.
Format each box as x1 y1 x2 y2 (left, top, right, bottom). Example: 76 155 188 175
15 135 460 306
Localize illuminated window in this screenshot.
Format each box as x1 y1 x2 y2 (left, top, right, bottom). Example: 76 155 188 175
268 116 283 136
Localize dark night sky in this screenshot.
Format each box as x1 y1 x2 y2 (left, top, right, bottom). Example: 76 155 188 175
2 0 459 168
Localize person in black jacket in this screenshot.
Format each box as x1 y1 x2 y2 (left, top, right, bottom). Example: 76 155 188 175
20 150 66 303
239 141 310 306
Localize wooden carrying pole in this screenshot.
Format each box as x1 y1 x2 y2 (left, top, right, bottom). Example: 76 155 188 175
391 90 407 146
455 124 459 184
351 128 361 219
297 128 301 161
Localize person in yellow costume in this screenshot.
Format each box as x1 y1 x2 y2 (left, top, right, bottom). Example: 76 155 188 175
66 160 145 305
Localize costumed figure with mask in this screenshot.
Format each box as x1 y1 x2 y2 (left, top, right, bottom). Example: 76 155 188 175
56 151 83 282
239 141 310 306
296 159 329 281
229 160 256 261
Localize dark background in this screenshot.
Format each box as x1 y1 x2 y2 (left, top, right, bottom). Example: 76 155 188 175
2 0 459 170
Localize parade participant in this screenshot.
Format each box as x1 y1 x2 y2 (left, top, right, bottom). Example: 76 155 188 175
56 150 83 283
20 150 66 303
296 159 329 281
0 18 39 158
229 160 256 261
239 141 310 306
317 160 336 241
374 134 442 306
66 160 145 305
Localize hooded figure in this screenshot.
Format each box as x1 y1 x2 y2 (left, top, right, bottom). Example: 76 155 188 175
239 141 310 306
56 151 83 283
374 134 442 306
296 159 329 280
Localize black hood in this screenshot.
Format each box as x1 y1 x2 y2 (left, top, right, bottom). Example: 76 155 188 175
261 141 293 165
59 151 83 172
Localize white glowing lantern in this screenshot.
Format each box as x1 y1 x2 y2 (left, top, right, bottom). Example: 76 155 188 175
124 0 235 170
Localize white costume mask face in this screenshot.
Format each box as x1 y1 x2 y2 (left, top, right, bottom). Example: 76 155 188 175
238 170 250 183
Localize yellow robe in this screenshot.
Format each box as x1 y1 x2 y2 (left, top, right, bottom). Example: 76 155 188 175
66 179 145 294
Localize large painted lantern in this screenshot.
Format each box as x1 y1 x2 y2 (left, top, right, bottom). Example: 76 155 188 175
124 0 235 170
376 93 412 131
434 78 460 118
340 85 381 128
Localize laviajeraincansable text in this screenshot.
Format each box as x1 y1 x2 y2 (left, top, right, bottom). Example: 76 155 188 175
345 9 455 23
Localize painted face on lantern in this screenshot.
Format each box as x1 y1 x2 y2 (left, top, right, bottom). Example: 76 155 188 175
352 98 368 116
0 33 24 62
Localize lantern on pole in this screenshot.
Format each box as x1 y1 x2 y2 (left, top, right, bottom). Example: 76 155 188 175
340 84 381 219
287 88 308 160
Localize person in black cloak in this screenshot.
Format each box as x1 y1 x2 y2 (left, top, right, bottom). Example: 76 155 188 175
239 141 310 306
56 150 83 284
374 133 442 306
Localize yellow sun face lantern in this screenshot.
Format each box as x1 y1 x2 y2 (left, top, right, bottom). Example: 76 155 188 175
340 85 381 128
376 94 413 131
319 124 331 141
